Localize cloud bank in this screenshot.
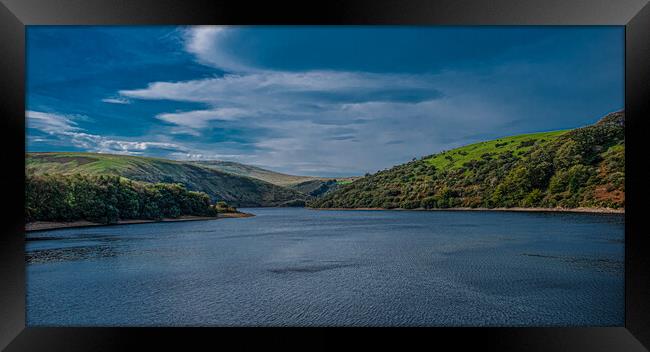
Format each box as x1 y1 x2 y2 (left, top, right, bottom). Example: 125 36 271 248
114 27 518 174
27 110 186 155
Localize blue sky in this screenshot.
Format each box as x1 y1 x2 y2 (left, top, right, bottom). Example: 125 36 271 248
26 26 623 177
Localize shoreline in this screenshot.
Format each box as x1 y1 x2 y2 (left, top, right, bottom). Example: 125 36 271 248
25 212 254 232
310 207 624 214
25 206 623 232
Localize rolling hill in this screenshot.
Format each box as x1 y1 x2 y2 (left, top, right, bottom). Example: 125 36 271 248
190 160 319 187
26 153 307 207
310 111 625 210
191 160 360 196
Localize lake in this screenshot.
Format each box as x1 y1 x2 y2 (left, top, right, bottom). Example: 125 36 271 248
26 208 624 326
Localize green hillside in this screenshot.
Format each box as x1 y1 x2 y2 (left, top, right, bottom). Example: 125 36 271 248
310 111 625 210
26 153 307 207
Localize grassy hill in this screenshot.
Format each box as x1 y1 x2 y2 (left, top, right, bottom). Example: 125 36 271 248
26 153 307 207
310 111 624 210
425 130 568 170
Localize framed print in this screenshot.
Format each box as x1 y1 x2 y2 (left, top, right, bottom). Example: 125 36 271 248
1 0 649 350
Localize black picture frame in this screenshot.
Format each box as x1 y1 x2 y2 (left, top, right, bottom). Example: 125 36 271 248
1 0 649 350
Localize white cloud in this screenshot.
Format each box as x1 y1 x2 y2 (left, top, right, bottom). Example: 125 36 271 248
120 71 434 104
166 151 249 161
59 131 184 154
26 110 81 133
184 26 251 72
101 97 131 104
157 107 251 129
118 70 443 137
27 110 188 156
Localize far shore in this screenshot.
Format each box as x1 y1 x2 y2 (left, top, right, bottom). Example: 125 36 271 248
310 207 624 214
25 212 254 232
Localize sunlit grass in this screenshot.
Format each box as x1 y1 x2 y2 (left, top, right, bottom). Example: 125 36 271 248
425 130 568 170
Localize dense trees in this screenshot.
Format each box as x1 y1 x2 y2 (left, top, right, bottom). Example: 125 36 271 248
26 173 219 224
311 111 625 210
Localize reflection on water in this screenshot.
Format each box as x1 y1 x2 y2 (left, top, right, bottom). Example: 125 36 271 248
26 208 624 327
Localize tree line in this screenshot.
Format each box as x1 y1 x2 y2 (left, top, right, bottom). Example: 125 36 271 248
26 173 220 224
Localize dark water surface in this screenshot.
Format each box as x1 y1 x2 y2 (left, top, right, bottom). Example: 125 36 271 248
26 208 624 326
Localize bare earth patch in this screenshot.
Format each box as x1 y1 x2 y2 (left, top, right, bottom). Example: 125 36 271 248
594 185 625 205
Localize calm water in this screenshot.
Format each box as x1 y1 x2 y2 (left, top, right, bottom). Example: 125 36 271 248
26 208 624 326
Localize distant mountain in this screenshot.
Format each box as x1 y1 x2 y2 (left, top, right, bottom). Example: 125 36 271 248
190 160 319 186
310 111 625 210
26 153 307 207
191 160 360 196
